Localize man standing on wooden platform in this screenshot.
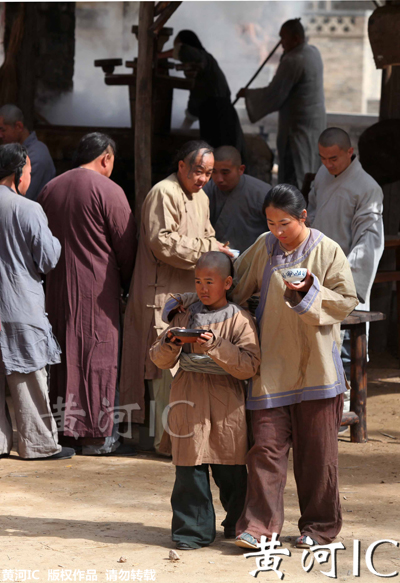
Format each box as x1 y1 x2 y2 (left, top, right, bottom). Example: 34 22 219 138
237 19 325 189
308 127 384 412
120 141 233 453
204 146 271 254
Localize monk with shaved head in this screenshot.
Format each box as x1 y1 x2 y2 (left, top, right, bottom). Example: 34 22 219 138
308 127 384 417
150 250 260 550
204 145 272 253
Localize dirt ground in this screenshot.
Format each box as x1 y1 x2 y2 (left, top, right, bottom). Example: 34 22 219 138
1 354 399 583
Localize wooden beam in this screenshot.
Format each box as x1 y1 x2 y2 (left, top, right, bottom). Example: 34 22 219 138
374 271 400 283
154 1 170 16
149 1 181 36
134 1 155 224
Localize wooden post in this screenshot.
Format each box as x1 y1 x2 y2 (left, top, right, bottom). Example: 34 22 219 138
17 3 37 129
350 323 368 443
134 1 155 224
380 64 400 262
396 245 400 360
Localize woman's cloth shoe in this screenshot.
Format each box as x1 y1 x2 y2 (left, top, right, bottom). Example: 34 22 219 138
295 535 318 548
176 542 197 551
235 532 259 549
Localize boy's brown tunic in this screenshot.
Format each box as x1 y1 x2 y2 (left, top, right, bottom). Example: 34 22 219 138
150 301 260 466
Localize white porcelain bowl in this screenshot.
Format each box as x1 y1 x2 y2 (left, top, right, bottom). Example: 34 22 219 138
230 249 240 260
281 268 307 284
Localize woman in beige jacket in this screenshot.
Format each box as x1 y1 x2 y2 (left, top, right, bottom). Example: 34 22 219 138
233 183 358 550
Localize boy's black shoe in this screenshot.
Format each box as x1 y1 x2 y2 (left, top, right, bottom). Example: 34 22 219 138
224 527 237 539
176 542 197 551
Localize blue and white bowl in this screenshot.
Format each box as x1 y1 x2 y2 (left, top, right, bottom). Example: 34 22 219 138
230 249 240 260
281 268 307 284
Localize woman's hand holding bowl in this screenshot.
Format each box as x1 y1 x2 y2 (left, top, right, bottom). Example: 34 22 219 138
283 269 313 293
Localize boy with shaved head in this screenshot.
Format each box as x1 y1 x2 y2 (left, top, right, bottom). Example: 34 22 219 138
308 128 384 405
204 145 271 253
150 251 260 550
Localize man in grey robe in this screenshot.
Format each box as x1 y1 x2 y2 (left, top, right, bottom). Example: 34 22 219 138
0 143 74 460
307 127 384 413
203 146 271 254
0 104 56 201
237 19 326 189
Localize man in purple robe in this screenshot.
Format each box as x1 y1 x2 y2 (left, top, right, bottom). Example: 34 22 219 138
38 133 137 455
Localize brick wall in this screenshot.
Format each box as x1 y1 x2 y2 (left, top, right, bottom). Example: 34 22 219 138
304 10 381 114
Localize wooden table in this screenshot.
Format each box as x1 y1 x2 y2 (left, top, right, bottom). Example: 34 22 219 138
341 310 386 443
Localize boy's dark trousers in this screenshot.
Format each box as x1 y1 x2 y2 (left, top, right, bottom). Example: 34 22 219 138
171 464 247 548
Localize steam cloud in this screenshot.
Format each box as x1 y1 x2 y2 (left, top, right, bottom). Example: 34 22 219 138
36 1 305 128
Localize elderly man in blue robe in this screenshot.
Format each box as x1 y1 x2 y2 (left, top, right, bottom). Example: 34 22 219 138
0 143 74 460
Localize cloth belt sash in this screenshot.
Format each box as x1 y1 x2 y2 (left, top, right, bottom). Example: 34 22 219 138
179 352 229 375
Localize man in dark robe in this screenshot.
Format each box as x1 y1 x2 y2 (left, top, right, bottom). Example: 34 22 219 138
159 30 246 162
38 133 137 455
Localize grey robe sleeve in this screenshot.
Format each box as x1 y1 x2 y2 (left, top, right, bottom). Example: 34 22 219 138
347 186 384 303
307 181 317 225
245 54 303 123
30 205 61 274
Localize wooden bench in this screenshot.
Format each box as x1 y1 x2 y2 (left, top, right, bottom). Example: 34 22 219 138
341 310 386 443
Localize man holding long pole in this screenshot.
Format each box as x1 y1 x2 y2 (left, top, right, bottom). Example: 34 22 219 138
236 19 326 189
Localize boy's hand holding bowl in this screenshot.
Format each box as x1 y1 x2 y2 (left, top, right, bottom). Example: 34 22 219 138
167 327 212 344
196 331 213 345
